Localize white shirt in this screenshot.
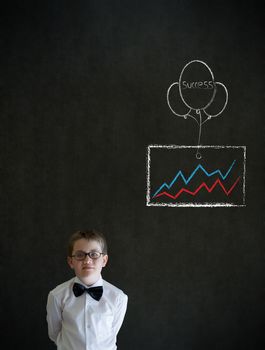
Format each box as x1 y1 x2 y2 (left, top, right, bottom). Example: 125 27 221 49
46 276 128 350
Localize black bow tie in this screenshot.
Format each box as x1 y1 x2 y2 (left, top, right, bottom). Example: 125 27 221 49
73 283 103 301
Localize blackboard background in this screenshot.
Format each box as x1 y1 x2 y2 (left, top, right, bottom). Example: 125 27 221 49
1 1 265 349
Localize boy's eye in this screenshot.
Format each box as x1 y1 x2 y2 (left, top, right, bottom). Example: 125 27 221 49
89 251 101 259
74 251 86 260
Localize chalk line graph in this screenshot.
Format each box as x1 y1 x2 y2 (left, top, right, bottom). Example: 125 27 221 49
146 145 246 207
152 160 236 198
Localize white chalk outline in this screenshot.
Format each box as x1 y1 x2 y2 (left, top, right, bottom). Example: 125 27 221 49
146 145 246 208
179 60 217 111
166 60 229 159
167 60 228 121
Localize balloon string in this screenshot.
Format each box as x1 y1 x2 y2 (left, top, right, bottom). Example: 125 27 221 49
196 110 202 159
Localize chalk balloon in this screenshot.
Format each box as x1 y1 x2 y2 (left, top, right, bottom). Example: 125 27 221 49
179 60 216 110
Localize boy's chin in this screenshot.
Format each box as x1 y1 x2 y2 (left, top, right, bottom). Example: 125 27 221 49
78 272 101 286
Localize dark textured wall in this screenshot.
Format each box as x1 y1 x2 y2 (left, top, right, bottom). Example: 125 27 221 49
1 1 265 349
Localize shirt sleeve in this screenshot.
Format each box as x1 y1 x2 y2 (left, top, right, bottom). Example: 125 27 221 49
46 291 62 344
112 292 128 336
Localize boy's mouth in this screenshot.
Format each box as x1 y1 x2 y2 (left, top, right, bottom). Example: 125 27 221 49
82 266 94 270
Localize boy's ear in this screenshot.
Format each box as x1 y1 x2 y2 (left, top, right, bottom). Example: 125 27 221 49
67 256 74 269
102 254 108 267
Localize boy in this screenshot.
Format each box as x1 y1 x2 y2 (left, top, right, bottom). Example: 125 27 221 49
46 229 128 350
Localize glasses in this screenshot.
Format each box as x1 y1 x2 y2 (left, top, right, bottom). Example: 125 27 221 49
71 250 104 261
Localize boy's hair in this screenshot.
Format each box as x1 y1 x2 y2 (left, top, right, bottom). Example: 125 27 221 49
67 229 108 256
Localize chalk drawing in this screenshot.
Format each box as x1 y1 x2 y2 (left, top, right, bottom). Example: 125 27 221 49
167 60 228 159
146 60 246 207
146 145 246 207
152 159 237 197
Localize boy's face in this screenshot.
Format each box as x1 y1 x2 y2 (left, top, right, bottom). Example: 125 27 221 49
67 238 108 286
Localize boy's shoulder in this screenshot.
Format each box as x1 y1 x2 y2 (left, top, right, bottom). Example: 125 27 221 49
102 279 128 299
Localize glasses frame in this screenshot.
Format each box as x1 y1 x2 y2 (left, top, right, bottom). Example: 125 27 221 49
71 250 104 261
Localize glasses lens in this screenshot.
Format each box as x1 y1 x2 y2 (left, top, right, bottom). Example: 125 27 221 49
74 251 86 260
89 251 101 259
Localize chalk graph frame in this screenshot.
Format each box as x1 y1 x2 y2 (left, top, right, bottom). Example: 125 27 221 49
146 145 246 207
